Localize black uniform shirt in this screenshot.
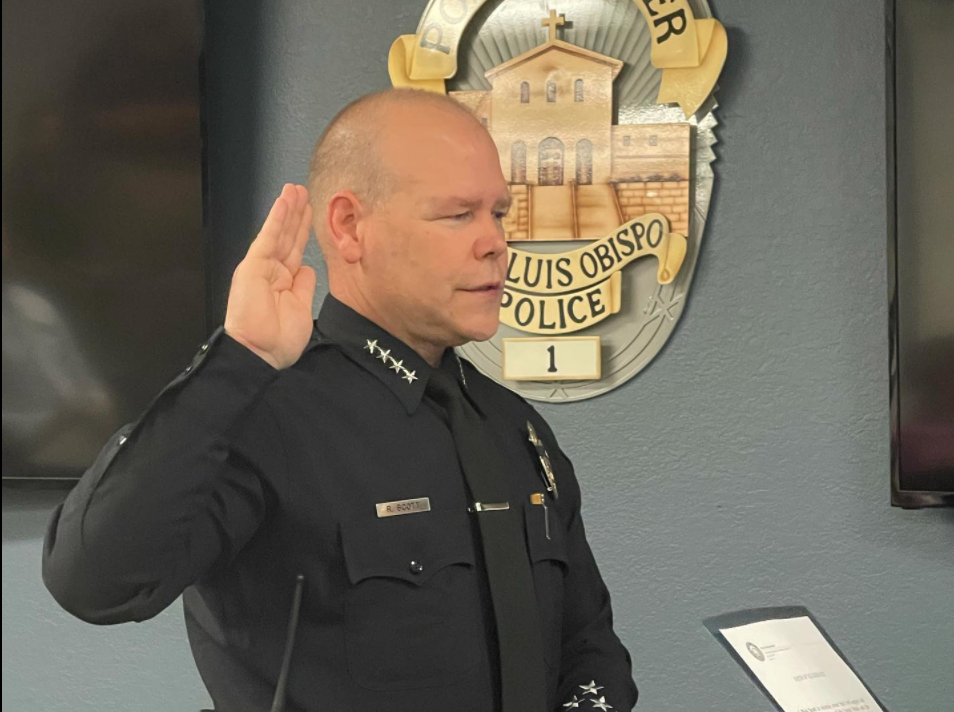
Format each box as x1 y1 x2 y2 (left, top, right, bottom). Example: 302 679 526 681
42 293 638 712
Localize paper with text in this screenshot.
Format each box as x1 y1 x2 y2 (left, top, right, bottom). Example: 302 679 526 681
720 616 884 712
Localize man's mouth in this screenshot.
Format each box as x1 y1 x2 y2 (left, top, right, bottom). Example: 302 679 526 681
463 281 504 294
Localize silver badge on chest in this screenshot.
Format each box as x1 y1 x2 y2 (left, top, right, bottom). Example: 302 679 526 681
526 421 558 499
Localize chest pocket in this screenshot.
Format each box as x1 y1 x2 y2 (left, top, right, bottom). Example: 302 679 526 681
340 509 482 690
523 497 570 671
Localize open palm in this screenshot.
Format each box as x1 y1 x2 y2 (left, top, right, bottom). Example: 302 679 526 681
224 184 317 369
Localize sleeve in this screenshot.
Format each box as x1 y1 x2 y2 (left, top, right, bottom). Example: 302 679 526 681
548 434 639 711
41 325 286 625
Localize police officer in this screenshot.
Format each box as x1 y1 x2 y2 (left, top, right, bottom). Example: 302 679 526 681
42 88 638 712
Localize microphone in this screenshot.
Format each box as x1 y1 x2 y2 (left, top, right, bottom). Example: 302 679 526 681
269 574 306 712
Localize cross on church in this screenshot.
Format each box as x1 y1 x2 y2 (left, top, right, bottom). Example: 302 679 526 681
542 9 565 43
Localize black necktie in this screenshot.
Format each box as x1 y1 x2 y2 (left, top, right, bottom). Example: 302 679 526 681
426 369 547 712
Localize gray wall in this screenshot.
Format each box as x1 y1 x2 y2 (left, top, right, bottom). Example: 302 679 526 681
3 1 952 710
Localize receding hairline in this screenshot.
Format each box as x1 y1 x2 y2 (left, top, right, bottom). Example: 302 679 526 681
307 88 484 215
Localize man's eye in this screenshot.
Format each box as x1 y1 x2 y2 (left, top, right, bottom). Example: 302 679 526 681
447 211 471 221
493 210 509 221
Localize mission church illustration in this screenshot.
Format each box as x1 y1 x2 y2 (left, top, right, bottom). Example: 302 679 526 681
450 10 691 241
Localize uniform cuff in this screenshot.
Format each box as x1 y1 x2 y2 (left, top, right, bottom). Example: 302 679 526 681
558 678 632 711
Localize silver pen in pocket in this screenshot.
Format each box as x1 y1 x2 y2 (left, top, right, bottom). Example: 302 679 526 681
530 492 550 540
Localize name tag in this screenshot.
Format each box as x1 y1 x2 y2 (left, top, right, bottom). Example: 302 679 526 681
376 497 431 518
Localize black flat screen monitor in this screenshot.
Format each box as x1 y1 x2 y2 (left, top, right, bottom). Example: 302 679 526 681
889 0 954 507
2 0 206 482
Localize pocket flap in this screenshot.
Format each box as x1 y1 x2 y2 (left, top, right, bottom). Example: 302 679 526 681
523 498 569 567
341 509 475 586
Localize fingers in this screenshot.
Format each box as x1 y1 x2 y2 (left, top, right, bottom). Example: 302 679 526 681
278 184 303 249
294 184 309 215
289 199 313 267
249 183 295 258
249 184 309 261
289 264 317 305
252 187 290 250
278 186 313 271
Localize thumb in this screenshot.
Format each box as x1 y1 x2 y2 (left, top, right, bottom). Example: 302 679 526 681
291 264 317 305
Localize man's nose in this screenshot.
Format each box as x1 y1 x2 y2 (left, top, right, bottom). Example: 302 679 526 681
474 213 508 260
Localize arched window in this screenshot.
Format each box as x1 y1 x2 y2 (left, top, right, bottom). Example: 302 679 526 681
511 141 527 183
538 137 564 186
520 81 530 103
575 139 593 185
574 78 584 102
546 79 556 102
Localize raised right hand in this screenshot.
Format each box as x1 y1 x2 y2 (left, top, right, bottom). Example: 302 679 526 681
224 184 316 370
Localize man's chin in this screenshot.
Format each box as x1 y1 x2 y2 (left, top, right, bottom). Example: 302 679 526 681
459 319 500 344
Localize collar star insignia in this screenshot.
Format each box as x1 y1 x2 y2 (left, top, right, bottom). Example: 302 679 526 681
590 697 612 711
562 695 581 708
579 681 603 696
364 336 418 385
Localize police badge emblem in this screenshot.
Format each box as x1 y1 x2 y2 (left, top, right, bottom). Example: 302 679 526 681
389 0 727 402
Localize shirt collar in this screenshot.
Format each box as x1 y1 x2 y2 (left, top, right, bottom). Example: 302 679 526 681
308 293 479 415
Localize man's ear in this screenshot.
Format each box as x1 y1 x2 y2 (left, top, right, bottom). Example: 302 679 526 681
326 190 365 264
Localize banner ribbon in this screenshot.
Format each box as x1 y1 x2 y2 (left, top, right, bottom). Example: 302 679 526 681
389 0 726 117
500 213 687 335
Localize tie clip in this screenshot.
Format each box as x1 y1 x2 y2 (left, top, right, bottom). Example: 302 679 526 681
468 501 510 513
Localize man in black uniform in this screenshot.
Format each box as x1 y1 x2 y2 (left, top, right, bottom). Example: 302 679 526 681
42 88 638 711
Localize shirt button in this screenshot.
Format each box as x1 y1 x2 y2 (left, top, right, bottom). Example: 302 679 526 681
184 365 193 372
409 560 424 575
118 435 127 446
